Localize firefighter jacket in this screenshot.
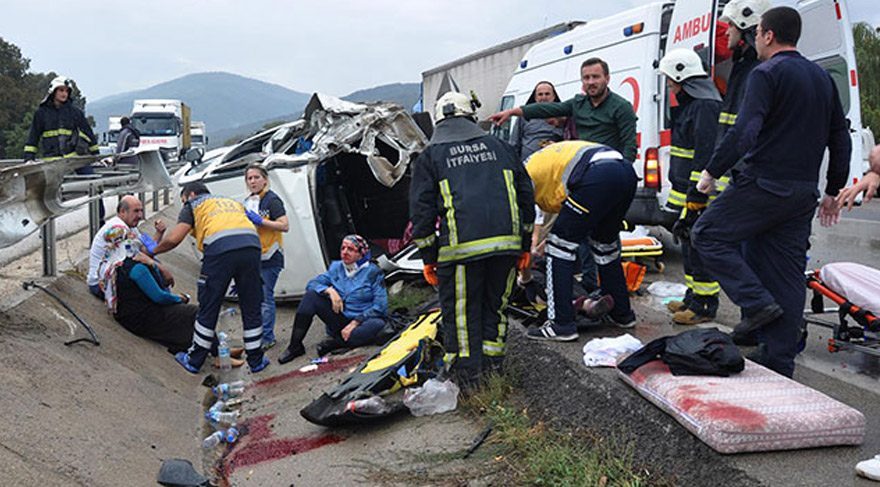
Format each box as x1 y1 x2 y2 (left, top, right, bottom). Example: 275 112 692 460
526 140 626 213
667 85 721 209
409 117 535 265
24 99 99 160
717 46 760 179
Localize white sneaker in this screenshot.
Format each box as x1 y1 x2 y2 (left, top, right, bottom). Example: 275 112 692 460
527 321 578 342
856 455 880 481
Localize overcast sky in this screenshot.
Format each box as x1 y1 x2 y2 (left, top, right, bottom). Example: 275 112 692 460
2 0 878 102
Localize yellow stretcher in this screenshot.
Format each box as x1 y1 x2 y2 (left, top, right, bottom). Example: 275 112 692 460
621 235 665 272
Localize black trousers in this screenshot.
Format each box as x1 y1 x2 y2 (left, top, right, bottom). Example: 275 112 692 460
437 255 517 384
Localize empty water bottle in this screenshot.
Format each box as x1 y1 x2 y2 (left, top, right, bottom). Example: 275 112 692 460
202 430 224 448
217 331 231 373
206 408 239 425
202 427 240 448
213 380 246 400
346 395 390 415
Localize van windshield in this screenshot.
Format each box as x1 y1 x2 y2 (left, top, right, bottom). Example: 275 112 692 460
133 115 179 137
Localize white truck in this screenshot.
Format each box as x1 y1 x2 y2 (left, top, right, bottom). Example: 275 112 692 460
190 121 208 150
99 116 122 155
497 0 872 228
131 99 192 162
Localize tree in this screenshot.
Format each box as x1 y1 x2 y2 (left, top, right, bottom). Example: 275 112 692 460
854 22 880 141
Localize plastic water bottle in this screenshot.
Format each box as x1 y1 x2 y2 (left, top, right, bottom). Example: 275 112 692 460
205 409 239 425
202 427 240 448
217 331 231 373
310 357 330 365
202 430 224 448
213 381 246 400
346 396 390 415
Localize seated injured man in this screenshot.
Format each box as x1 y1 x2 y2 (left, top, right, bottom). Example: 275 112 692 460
278 234 388 364
97 225 243 367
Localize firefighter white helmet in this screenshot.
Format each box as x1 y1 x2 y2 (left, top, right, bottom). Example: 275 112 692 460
434 91 476 122
659 48 706 83
720 0 770 30
47 75 73 95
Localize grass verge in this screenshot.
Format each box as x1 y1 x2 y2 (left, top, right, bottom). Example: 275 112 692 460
464 373 666 487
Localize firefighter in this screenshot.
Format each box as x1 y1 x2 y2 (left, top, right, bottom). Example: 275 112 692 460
692 7 850 377
152 182 270 374
524 141 638 341
658 48 722 325
24 75 104 221
409 91 535 388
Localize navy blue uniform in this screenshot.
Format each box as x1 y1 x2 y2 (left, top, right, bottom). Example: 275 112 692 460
693 50 850 376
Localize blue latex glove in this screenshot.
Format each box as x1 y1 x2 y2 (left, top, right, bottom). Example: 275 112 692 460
245 209 263 226
138 233 158 254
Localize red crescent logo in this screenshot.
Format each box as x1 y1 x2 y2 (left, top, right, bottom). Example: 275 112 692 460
619 76 640 113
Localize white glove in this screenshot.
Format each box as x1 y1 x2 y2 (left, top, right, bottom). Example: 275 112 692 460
696 170 716 195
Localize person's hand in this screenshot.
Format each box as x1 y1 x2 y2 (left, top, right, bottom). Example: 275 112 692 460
178 293 190 304
326 287 343 313
517 251 531 271
245 209 263 226
159 266 175 288
341 320 359 341
837 171 880 210
696 170 716 194
488 109 514 126
154 219 167 235
817 195 841 227
422 264 438 286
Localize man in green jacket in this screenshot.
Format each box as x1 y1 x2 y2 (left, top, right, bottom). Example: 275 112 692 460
489 57 637 162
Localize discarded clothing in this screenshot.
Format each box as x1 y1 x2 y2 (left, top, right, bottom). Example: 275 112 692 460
618 328 744 377
582 334 643 367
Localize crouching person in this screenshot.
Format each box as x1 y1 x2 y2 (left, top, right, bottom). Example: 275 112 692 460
278 235 388 364
98 226 245 367
151 182 268 374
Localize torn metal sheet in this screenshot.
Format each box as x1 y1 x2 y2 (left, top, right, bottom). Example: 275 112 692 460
180 93 428 298
0 150 172 249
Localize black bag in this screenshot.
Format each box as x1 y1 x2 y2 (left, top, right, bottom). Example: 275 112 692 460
618 328 744 377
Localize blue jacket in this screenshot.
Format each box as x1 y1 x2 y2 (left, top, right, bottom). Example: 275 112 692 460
306 261 388 322
706 51 850 195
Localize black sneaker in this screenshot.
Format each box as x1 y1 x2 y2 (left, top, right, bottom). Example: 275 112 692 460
608 311 637 329
526 321 578 342
733 304 784 336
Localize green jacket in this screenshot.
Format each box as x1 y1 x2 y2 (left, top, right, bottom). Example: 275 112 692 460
521 91 637 162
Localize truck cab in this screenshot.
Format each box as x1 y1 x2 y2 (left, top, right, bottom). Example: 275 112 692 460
190 121 208 150
498 0 869 229
131 99 192 162
100 116 122 155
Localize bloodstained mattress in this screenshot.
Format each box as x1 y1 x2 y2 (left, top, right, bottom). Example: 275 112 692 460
619 359 865 454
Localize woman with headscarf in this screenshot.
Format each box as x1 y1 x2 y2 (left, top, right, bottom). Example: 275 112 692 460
510 81 565 163
242 163 289 350
278 234 388 364
99 225 244 366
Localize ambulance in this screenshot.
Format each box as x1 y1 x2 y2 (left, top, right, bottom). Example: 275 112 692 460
497 0 872 228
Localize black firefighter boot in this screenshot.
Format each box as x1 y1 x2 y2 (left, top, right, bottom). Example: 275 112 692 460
278 315 311 365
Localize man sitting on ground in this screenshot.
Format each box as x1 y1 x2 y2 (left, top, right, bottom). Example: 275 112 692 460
87 195 168 297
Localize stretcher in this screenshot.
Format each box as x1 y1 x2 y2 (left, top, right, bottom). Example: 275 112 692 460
621 235 665 272
805 262 880 357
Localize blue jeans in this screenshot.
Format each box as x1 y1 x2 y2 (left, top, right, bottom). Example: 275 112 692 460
260 264 282 344
297 290 385 348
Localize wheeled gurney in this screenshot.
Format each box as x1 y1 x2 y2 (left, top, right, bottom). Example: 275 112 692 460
805 262 880 357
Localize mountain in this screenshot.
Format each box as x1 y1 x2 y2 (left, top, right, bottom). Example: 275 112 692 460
87 72 311 135
343 82 420 110
87 73 421 148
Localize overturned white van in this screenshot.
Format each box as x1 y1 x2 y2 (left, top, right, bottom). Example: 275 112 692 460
177 94 429 299
497 0 872 228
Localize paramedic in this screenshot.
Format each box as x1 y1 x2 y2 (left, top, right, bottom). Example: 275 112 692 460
524 141 638 342
152 182 270 374
410 91 535 388
692 7 850 377
658 48 723 326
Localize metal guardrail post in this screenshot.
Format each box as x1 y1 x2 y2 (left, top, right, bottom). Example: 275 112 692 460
152 190 159 211
164 188 170 205
138 191 146 217
41 218 57 277
88 184 101 243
